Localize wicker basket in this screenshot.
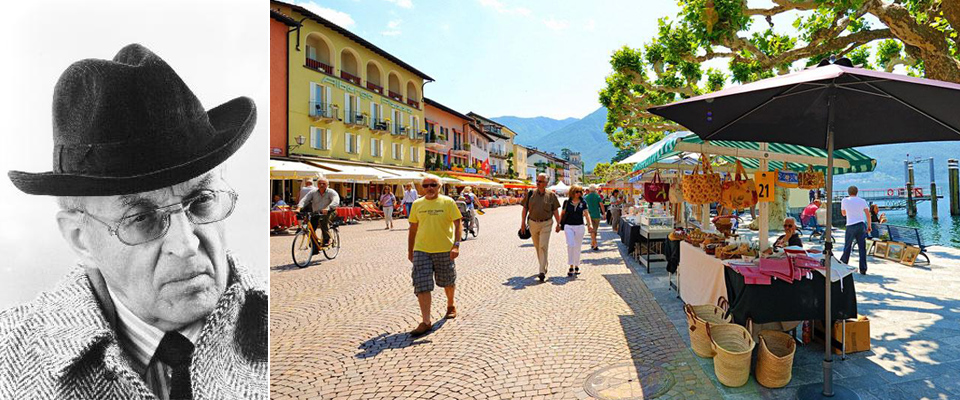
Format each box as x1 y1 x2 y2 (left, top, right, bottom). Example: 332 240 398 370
756 330 796 388
709 323 756 387
684 304 732 358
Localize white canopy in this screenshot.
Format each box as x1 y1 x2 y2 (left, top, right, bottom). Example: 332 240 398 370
269 160 325 180
310 160 385 183
375 167 425 184
547 181 570 194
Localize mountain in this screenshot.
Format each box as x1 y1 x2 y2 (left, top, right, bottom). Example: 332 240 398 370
833 141 960 189
529 107 617 172
492 115 578 145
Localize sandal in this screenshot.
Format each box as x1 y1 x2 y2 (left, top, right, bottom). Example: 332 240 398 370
575 267 580 275
568 267 574 277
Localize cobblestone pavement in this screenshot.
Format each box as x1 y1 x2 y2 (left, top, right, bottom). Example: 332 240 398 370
270 204 720 399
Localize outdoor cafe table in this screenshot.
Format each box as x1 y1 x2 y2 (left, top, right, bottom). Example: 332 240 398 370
723 264 857 325
336 206 362 221
270 209 297 230
479 199 490 208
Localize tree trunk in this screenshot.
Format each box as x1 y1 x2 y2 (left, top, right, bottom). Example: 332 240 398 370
868 0 960 83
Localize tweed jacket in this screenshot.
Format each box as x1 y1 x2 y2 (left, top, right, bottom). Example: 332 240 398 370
0 253 268 399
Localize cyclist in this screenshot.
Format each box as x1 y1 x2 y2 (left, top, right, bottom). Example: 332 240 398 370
298 175 339 252
461 186 482 235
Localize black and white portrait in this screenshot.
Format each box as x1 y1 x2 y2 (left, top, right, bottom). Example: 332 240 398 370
0 1 268 399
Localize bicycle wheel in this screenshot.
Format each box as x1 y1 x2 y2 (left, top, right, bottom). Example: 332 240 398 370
291 229 314 268
323 228 341 259
471 216 479 237
461 221 469 241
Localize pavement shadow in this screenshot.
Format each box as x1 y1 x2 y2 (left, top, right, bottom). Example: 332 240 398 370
355 320 446 359
503 275 539 290
581 256 623 266
271 262 310 272
549 274 582 285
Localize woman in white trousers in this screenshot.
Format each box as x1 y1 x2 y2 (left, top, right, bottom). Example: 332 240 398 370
556 185 592 277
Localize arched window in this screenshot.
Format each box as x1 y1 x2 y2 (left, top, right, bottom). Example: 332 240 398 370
365 62 383 94
340 49 360 85
405 81 420 109
304 33 333 74
387 72 402 102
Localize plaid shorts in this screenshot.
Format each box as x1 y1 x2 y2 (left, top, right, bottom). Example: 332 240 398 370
412 251 456 294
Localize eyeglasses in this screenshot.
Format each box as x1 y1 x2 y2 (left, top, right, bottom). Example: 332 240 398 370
422 183 439 188
80 189 238 246
536 180 547 184
783 224 795 228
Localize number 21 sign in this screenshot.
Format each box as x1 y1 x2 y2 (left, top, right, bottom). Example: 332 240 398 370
754 171 776 202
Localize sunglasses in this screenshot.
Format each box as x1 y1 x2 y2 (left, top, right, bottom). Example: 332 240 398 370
422 183 439 188
81 189 238 246
783 224 795 228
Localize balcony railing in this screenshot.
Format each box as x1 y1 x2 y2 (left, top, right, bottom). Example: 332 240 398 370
308 102 336 120
340 70 361 86
366 82 383 94
407 98 420 109
305 58 333 75
483 124 501 135
392 123 408 135
388 90 403 102
370 118 389 131
344 112 366 126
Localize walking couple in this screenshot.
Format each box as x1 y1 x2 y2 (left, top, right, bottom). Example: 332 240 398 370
520 174 602 282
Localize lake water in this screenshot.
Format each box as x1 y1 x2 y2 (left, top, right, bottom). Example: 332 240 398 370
879 201 960 248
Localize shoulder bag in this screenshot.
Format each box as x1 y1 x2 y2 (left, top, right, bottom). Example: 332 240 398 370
643 170 670 203
720 160 759 210
682 154 721 205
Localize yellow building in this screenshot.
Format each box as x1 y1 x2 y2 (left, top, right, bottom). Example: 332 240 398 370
513 143 529 180
273 1 432 190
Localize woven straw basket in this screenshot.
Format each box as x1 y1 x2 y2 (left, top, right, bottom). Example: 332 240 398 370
709 324 756 387
756 330 796 388
684 304 732 358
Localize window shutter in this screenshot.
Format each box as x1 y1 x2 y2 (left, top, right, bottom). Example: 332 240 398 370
356 134 362 154
324 86 331 107
370 102 376 127
309 127 318 149
380 140 384 158
344 93 351 120
371 138 376 156
344 132 350 152
325 129 332 150
310 82 317 104
399 144 404 161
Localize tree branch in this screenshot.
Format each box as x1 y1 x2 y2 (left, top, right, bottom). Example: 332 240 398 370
744 0 819 17
767 28 893 67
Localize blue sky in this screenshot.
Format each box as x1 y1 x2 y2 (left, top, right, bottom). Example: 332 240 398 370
292 0 680 119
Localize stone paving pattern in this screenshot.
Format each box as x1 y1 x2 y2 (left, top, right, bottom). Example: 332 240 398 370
270 205 721 399
635 226 960 399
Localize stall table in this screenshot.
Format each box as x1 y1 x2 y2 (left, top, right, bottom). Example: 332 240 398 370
270 210 297 230
618 217 643 251
638 226 670 273
723 266 857 325
678 241 728 307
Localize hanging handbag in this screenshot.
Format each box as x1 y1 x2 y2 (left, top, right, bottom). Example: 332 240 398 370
643 170 670 203
798 165 825 189
776 169 799 188
682 154 722 205
668 177 684 203
720 160 759 210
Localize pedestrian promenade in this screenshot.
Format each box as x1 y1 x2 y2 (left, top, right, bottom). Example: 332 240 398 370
269 205 719 399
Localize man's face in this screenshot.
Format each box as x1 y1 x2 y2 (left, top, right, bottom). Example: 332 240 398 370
536 176 547 191
317 180 329 192
76 171 231 330
783 219 797 235
422 179 440 197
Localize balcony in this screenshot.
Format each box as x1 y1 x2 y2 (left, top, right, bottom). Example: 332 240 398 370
340 71 361 86
407 98 420 109
483 124 502 135
392 123 408 136
489 150 509 159
451 143 471 156
409 131 425 141
366 82 383 95
370 118 389 132
425 135 447 151
344 112 367 128
388 90 403 102
305 58 333 75
309 102 337 121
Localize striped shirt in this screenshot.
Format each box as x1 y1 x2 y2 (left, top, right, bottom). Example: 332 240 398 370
108 290 202 400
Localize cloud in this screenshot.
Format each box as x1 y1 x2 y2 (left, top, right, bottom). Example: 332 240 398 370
295 1 355 28
383 0 413 8
381 19 402 36
542 16 569 31
478 0 530 16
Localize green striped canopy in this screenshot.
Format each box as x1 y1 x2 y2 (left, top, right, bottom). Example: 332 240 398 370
621 132 876 175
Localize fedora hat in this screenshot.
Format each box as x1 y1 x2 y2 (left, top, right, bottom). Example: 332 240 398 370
8 43 256 196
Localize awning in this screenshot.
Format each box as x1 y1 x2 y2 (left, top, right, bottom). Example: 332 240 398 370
452 175 503 189
307 160 387 183
504 184 536 189
374 166 425 184
619 131 876 175
269 160 326 180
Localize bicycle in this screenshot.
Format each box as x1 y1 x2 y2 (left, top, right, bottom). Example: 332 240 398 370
291 210 341 267
461 210 480 241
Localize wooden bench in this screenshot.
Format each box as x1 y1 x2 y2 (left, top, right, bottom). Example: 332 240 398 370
878 224 930 264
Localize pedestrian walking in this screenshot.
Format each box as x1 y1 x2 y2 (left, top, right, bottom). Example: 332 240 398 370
403 183 419 218
299 178 316 203
610 189 624 231
840 185 871 274
520 173 561 282
380 186 396 229
583 184 605 251
407 174 462 336
557 185 592 277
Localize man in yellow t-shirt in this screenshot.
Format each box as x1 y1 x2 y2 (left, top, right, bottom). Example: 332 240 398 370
407 174 463 336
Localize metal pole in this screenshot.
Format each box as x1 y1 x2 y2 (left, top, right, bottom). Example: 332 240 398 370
759 143 769 253
930 158 938 220
949 159 960 216
907 162 916 218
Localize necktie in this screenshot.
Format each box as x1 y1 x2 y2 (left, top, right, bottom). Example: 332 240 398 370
156 331 195 400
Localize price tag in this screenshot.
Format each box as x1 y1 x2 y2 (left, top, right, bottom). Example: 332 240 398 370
754 171 776 202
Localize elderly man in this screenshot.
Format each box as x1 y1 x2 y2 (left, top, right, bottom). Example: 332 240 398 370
408 174 462 336
299 178 316 203
1 44 266 399
298 176 340 249
521 173 562 282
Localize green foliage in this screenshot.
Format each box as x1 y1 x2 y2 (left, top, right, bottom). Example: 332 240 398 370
611 148 636 163
592 162 635 183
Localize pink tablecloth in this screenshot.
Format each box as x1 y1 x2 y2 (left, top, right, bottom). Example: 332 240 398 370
678 241 728 306
336 207 362 219
479 199 490 208
270 210 297 229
